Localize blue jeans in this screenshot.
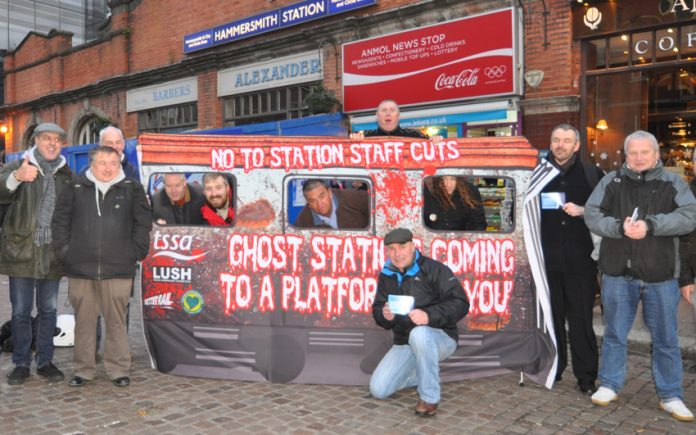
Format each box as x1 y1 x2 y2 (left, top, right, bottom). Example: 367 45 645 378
599 275 683 400
9 277 60 368
370 326 457 404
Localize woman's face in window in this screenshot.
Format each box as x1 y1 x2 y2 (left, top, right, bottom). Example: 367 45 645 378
441 176 457 196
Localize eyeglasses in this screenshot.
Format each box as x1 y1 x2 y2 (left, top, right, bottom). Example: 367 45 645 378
103 140 124 147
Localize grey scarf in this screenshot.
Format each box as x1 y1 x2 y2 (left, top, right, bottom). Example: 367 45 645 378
33 147 63 246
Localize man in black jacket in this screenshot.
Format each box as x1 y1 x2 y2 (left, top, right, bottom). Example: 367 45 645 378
540 124 602 395
52 146 152 388
152 173 205 225
370 228 469 417
585 130 696 421
349 100 442 142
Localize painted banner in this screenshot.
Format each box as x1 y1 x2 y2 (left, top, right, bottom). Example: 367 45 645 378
138 133 555 386
342 8 517 112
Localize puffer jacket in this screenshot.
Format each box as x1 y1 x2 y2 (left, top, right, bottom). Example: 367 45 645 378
0 155 73 279
372 250 469 345
52 175 152 279
678 181 696 287
585 161 696 282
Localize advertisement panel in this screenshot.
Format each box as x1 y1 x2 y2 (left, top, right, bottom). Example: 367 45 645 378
342 8 517 112
138 133 557 387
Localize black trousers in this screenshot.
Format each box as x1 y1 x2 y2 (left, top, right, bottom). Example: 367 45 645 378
547 270 598 387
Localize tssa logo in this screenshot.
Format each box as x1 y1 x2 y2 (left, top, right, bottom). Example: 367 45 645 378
152 231 207 261
153 232 193 250
144 292 174 309
153 266 192 283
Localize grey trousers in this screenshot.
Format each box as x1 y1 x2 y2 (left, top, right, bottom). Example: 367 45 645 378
68 278 132 380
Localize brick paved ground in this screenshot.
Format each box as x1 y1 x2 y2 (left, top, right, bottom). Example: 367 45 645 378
0 275 695 434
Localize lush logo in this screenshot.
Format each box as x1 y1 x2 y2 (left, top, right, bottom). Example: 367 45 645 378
181 290 204 314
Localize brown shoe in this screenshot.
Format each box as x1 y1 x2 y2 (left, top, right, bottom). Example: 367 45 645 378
415 400 438 417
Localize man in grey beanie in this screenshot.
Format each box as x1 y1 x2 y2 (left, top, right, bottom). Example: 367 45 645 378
0 122 73 385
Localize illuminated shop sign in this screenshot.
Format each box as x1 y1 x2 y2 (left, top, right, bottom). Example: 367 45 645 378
184 0 377 54
573 1 696 38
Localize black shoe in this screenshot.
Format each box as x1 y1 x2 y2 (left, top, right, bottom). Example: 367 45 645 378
6 366 30 385
68 376 90 387
37 362 65 382
555 374 563 382
579 383 597 395
112 376 130 387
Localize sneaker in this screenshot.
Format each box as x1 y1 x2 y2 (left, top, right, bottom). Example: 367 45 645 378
591 386 618 406
660 399 695 422
36 362 65 382
6 366 30 385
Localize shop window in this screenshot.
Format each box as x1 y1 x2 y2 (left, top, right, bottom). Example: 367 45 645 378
681 25 696 59
586 39 606 70
656 28 678 62
149 172 235 227
608 35 630 68
223 82 317 127
423 176 514 233
138 102 198 134
287 178 371 231
632 32 652 65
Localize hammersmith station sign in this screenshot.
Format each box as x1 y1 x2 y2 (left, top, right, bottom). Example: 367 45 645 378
184 0 376 54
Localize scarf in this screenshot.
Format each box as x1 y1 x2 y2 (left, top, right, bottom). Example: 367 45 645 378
86 169 125 216
32 147 64 246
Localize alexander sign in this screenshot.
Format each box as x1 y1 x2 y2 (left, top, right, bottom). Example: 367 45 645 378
184 0 377 54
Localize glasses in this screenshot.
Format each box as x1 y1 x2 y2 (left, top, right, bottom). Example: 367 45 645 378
103 140 124 147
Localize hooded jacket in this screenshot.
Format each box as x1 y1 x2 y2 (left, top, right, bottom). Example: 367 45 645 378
0 151 73 279
584 160 696 282
52 174 152 279
372 250 469 345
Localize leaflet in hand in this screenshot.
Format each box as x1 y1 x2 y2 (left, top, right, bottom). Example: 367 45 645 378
388 294 415 315
540 192 566 210
630 207 639 224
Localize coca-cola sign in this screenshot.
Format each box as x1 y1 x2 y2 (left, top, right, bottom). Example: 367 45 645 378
342 8 518 112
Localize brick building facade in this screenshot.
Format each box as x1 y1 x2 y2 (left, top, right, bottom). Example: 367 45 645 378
0 0 583 154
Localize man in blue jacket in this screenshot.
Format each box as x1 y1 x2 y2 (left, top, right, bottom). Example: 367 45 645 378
585 130 696 422
370 228 469 417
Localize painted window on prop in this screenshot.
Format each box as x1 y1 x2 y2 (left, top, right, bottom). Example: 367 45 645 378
149 172 236 227
287 178 371 231
423 176 515 233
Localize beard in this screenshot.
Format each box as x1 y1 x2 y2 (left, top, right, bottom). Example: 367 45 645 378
206 196 228 210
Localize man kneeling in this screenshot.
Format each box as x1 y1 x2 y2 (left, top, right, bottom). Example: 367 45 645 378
370 228 469 416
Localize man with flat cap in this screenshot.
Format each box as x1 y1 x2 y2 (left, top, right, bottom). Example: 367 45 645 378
370 228 469 417
0 122 73 385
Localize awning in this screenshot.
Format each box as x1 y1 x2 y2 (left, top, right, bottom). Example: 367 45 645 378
350 99 515 131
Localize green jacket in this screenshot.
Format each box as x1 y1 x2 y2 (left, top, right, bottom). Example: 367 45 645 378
0 156 74 279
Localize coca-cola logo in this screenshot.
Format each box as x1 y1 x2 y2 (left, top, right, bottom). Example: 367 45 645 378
435 68 480 90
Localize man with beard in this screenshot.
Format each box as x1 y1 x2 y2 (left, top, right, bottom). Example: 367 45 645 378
540 124 603 395
201 173 234 226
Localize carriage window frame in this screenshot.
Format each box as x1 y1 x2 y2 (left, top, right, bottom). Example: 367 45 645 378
422 175 515 234
285 177 373 232
148 172 236 227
